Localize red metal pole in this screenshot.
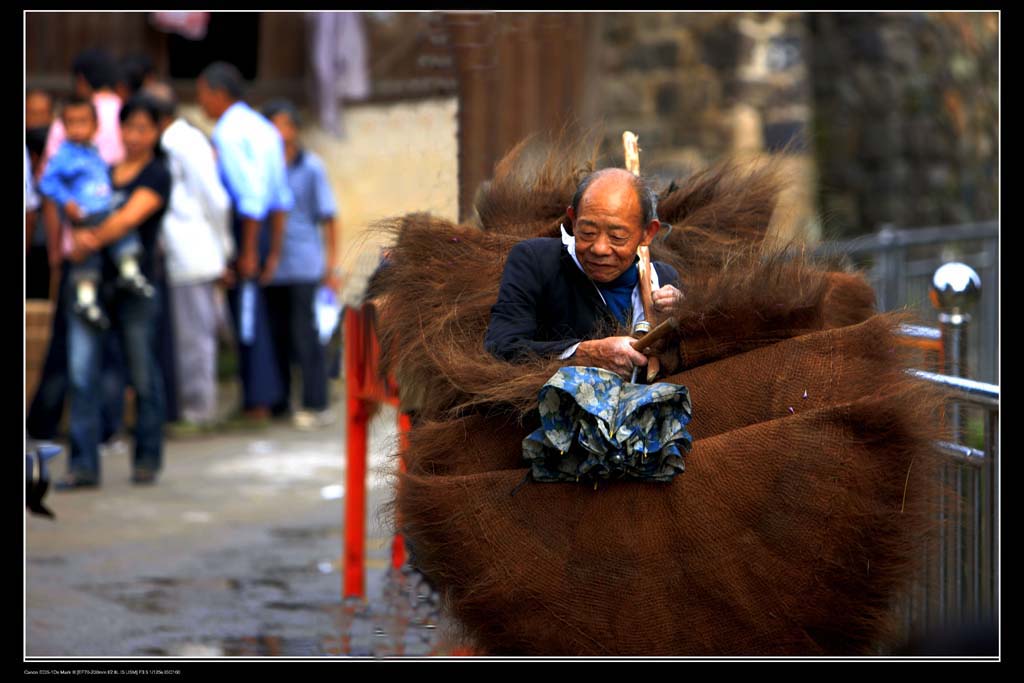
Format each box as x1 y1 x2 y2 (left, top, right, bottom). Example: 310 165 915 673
390 411 413 569
344 306 368 598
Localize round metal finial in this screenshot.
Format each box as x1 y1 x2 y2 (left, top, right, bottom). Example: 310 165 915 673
930 262 981 316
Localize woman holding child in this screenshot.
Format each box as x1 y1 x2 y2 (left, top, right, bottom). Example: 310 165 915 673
59 95 171 488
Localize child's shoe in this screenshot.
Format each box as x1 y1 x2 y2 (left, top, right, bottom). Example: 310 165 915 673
117 271 156 298
72 300 109 330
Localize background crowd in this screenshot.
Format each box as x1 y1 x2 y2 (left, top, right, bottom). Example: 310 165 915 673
25 48 344 489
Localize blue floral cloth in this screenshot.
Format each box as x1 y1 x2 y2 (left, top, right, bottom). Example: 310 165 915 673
523 366 693 483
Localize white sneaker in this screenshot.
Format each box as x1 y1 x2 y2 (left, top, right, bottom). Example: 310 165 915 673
293 409 335 431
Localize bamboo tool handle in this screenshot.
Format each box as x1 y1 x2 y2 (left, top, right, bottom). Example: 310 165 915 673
630 316 679 353
623 131 640 176
623 130 660 380
622 131 653 323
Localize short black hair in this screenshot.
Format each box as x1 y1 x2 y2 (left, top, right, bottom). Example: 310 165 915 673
199 61 245 100
62 95 97 122
71 48 118 91
118 93 163 126
570 169 659 228
118 53 156 96
261 98 303 127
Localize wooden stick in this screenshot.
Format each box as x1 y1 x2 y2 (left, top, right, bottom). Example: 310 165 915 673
630 316 679 352
623 131 660 381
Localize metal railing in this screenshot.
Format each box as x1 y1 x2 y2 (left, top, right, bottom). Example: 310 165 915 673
817 221 998 384
887 261 999 652
897 370 999 643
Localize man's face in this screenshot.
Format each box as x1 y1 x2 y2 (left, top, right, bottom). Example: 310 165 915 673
26 92 54 129
569 172 659 283
270 111 298 148
195 78 221 120
62 104 97 145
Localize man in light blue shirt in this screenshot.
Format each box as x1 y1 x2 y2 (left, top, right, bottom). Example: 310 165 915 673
262 99 340 428
196 62 294 422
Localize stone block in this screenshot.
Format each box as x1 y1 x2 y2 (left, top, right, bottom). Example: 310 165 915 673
859 117 903 161
602 13 636 44
655 82 681 117
604 78 650 117
763 120 807 152
926 164 953 190
622 40 679 70
700 22 742 71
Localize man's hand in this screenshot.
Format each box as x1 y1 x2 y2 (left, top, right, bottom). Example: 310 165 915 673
219 266 237 289
64 200 83 223
237 249 259 281
259 252 279 285
322 265 343 293
652 284 684 315
573 336 648 379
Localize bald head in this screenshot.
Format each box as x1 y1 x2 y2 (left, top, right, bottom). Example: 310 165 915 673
571 167 658 230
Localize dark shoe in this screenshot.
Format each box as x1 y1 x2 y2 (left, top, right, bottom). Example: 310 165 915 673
118 272 155 299
72 301 109 330
131 469 159 485
54 473 100 491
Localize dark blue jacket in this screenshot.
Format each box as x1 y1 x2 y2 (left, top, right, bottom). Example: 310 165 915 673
484 237 679 362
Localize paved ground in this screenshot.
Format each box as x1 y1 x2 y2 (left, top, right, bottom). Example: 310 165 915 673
25 402 456 658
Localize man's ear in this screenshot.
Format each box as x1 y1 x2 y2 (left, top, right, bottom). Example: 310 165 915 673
640 219 661 246
565 205 575 234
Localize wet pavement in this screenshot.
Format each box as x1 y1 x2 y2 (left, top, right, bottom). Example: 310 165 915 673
25 404 459 658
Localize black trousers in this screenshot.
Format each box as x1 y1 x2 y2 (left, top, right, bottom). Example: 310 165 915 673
263 282 328 413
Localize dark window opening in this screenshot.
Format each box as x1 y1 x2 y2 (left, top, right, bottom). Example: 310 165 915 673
167 12 261 81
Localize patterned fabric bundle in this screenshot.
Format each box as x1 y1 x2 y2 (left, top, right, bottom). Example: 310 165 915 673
522 366 692 483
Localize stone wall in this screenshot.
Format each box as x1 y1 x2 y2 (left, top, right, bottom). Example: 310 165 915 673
593 12 818 242
808 12 998 238
591 11 998 240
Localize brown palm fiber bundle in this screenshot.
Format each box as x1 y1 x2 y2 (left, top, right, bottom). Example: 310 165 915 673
370 135 950 655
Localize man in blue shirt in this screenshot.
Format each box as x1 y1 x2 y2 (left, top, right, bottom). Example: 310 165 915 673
197 62 295 423
262 99 340 428
38 96 153 330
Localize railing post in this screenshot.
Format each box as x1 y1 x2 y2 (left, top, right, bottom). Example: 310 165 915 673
875 224 898 312
930 262 981 439
928 263 982 630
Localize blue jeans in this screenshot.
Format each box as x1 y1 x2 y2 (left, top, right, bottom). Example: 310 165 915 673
27 261 126 442
67 283 165 480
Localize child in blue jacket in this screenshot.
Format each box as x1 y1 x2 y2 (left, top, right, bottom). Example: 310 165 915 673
39 96 153 329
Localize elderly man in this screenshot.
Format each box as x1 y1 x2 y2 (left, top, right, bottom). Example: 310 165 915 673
196 61 294 423
484 168 683 378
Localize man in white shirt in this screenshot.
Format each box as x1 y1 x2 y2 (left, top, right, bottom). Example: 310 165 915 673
145 82 234 430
